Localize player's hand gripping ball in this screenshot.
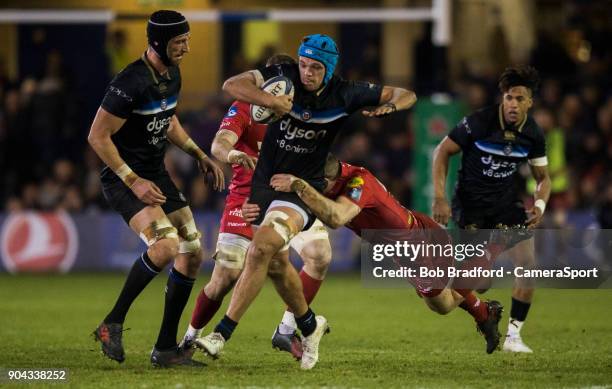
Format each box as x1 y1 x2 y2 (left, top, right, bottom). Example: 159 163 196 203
250 76 294 124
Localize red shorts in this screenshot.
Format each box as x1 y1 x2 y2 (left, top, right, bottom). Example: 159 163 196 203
409 211 452 298
219 193 254 239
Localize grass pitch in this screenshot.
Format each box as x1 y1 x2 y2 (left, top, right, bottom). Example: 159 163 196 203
1 273 611 388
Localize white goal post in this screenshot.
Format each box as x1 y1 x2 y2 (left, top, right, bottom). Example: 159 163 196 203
0 0 451 45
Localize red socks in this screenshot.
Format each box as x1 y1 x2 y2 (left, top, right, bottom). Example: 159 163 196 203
190 289 222 329
300 269 323 305
456 289 488 323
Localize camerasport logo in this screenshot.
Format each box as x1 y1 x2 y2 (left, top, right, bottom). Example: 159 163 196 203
0 212 78 273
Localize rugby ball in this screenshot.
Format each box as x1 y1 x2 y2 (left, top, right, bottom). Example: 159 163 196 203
250 76 294 124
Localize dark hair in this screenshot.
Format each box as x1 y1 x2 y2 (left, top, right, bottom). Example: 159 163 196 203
324 153 341 180
266 54 296 66
498 65 540 94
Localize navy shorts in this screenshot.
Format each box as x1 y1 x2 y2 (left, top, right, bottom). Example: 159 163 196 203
102 172 189 224
249 185 315 231
452 197 527 229
452 197 532 249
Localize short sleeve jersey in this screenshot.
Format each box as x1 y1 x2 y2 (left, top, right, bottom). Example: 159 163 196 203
327 163 418 236
448 104 547 208
252 63 382 192
219 100 267 197
100 54 181 183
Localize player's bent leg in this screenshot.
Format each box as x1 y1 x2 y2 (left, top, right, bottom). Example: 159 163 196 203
274 241 331 359
226 207 303 323
149 206 204 367
422 287 503 353
197 208 303 359
276 222 331 346
292 220 332 280
268 251 308 361
423 288 463 315
184 233 248 345
268 249 330 370
184 258 242 345
94 207 178 363
504 238 536 353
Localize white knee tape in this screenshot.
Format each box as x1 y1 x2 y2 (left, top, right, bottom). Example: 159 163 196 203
214 233 250 269
179 238 201 254
290 219 329 254
139 217 179 247
177 219 202 254
262 210 296 251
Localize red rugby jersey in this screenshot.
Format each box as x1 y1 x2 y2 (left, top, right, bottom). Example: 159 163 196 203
219 101 267 197
326 162 422 235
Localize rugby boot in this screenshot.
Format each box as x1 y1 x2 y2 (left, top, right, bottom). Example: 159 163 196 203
271 326 303 360
150 345 204 368
194 332 225 359
503 335 533 353
476 300 504 354
300 316 330 370
93 322 126 363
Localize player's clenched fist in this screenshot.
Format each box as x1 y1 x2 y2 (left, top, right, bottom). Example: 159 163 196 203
130 177 166 206
432 197 451 226
270 174 297 192
270 95 293 117
228 150 258 170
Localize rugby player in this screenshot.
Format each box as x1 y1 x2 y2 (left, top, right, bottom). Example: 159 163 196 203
252 154 504 354
197 34 416 369
88 10 224 367
432 66 551 353
181 54 332 361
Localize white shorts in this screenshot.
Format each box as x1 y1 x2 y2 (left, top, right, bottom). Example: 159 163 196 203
214 219 329 270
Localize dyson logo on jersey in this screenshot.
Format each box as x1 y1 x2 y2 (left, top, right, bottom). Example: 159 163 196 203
146 116 172 134
481 155 518 178
279 118 327 140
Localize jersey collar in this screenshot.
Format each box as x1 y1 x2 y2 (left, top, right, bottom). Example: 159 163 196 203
141 52 172 84
498 104 528 133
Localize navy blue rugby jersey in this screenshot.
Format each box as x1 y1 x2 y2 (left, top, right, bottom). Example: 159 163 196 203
252 63 382 191
448 104 547 208
99 53 181 183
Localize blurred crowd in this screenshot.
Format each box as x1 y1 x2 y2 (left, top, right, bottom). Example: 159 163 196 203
0 24 610 229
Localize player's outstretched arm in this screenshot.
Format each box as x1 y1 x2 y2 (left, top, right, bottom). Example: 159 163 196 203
525 164 551 228
362 86 417 117
270 174 361 228
167 115 225 191
432 136 462 225
222 70 292 117
211 129 257 170
88 107 167 205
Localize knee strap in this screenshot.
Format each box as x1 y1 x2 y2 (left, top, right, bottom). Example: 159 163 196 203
140 217 179 247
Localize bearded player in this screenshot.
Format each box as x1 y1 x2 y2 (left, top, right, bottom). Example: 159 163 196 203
88 10 224 367
197 34 416 369
180 54 332 361
254 154 504 354
432 66 550 353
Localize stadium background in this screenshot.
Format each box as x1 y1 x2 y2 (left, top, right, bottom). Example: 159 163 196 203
0 0 609 273
0 2 610 387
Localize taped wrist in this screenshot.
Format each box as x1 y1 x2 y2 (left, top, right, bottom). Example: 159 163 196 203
227 149 244 164
116 163 139 188
534 199 546 214
183 138 207 160
290 179 307 194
